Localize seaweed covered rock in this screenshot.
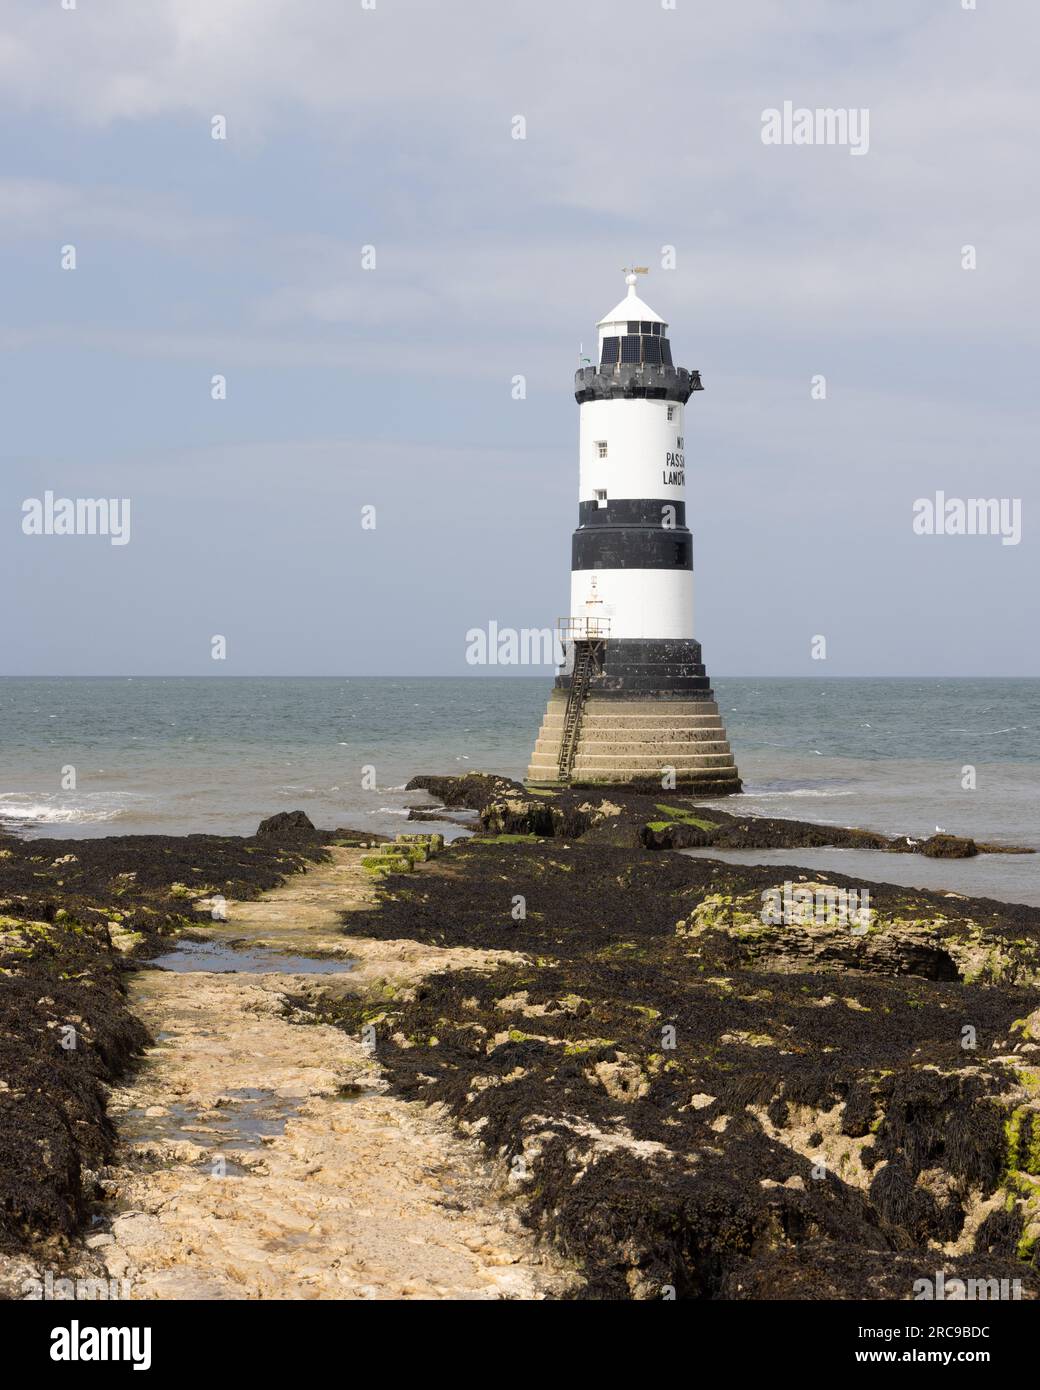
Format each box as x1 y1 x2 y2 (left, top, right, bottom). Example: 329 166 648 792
0 916 150 1253
256 809 316 839
405 773 524 810
920 833 979 859
322 832 1040 1299
0 828 327 1261
405 775 1033 859
481 795 623 840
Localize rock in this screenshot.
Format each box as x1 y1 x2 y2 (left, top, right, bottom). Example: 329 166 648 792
579 817 645 848
641 819 714 850
919 833 978 859
483 797 558 837
256 810 316 839
1016 1009 1040 1043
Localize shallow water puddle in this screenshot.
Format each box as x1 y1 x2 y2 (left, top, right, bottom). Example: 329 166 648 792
92 846 568 1299
679 844 1039 907
121 1086 304 1155
154 937 355 975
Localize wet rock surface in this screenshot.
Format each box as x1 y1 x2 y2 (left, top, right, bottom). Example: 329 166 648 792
406 773 1034 857
321 776 1040 1298
0 824 327 1261
256 810 318 840
94 859 568 1301
4 782 1040 1301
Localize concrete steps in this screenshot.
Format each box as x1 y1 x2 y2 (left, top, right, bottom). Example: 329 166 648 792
533 739 732 758
539 728 728 739
536 727 728 745
573 754 735 770
526 692 741 791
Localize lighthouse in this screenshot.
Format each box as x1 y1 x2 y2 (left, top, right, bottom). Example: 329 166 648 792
526 271 741 794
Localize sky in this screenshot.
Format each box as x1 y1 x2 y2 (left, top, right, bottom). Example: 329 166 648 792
1 0 1036 677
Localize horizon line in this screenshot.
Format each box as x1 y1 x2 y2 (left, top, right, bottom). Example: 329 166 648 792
1 674 1038 682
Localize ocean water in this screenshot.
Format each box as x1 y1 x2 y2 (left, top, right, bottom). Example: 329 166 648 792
1 677 1037 904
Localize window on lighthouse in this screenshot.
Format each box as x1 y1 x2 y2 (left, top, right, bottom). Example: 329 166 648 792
596 441 608 458
667 406 675 421
594 489 608 508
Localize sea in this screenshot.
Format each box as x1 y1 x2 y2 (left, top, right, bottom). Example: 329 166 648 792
1 677 1037 906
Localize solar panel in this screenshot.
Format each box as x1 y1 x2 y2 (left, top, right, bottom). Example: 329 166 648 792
620 335 641 362
643 335 661 364
660 338 673 366
600 336 619 364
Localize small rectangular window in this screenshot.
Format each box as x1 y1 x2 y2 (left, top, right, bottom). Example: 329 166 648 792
594 489 608 509
640 320 653 335
627 320 640 334
596 440 608 458
667 406 674 421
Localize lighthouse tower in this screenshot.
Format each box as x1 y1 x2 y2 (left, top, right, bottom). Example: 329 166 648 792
526 272 741 794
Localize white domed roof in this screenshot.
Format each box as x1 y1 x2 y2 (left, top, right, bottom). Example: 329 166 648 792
597 273 665 328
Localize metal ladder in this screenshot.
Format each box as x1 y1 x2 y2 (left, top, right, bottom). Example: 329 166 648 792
557 641 597 781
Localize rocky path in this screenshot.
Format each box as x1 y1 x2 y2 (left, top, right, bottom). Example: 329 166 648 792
93 848 568 1300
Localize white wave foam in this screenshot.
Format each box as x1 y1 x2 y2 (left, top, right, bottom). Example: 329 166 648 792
741 788 852 799
0 793 131 825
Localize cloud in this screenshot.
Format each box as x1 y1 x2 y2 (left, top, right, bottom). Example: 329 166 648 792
0 177 243 248
1 1 1037 674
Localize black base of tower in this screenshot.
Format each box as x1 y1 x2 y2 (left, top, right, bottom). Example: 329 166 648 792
554 638 715 698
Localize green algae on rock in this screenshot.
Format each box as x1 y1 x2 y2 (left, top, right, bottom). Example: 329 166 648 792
0 821 328 1263
322 780 1040 1299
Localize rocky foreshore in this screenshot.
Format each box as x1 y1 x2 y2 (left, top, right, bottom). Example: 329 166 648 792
2 780 1039 1300
0 822 342 1282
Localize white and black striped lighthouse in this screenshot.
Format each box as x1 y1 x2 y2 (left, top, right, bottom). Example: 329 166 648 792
526 271 741 794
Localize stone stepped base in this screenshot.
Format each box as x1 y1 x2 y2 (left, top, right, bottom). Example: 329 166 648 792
535 728 729 745
526 692 742 793
533 739 732 758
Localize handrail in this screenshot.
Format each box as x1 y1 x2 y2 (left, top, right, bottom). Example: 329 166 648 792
557 617 611 642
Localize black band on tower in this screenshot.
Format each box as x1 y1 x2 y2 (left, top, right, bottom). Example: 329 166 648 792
571 527 693 571
577 499 687 529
